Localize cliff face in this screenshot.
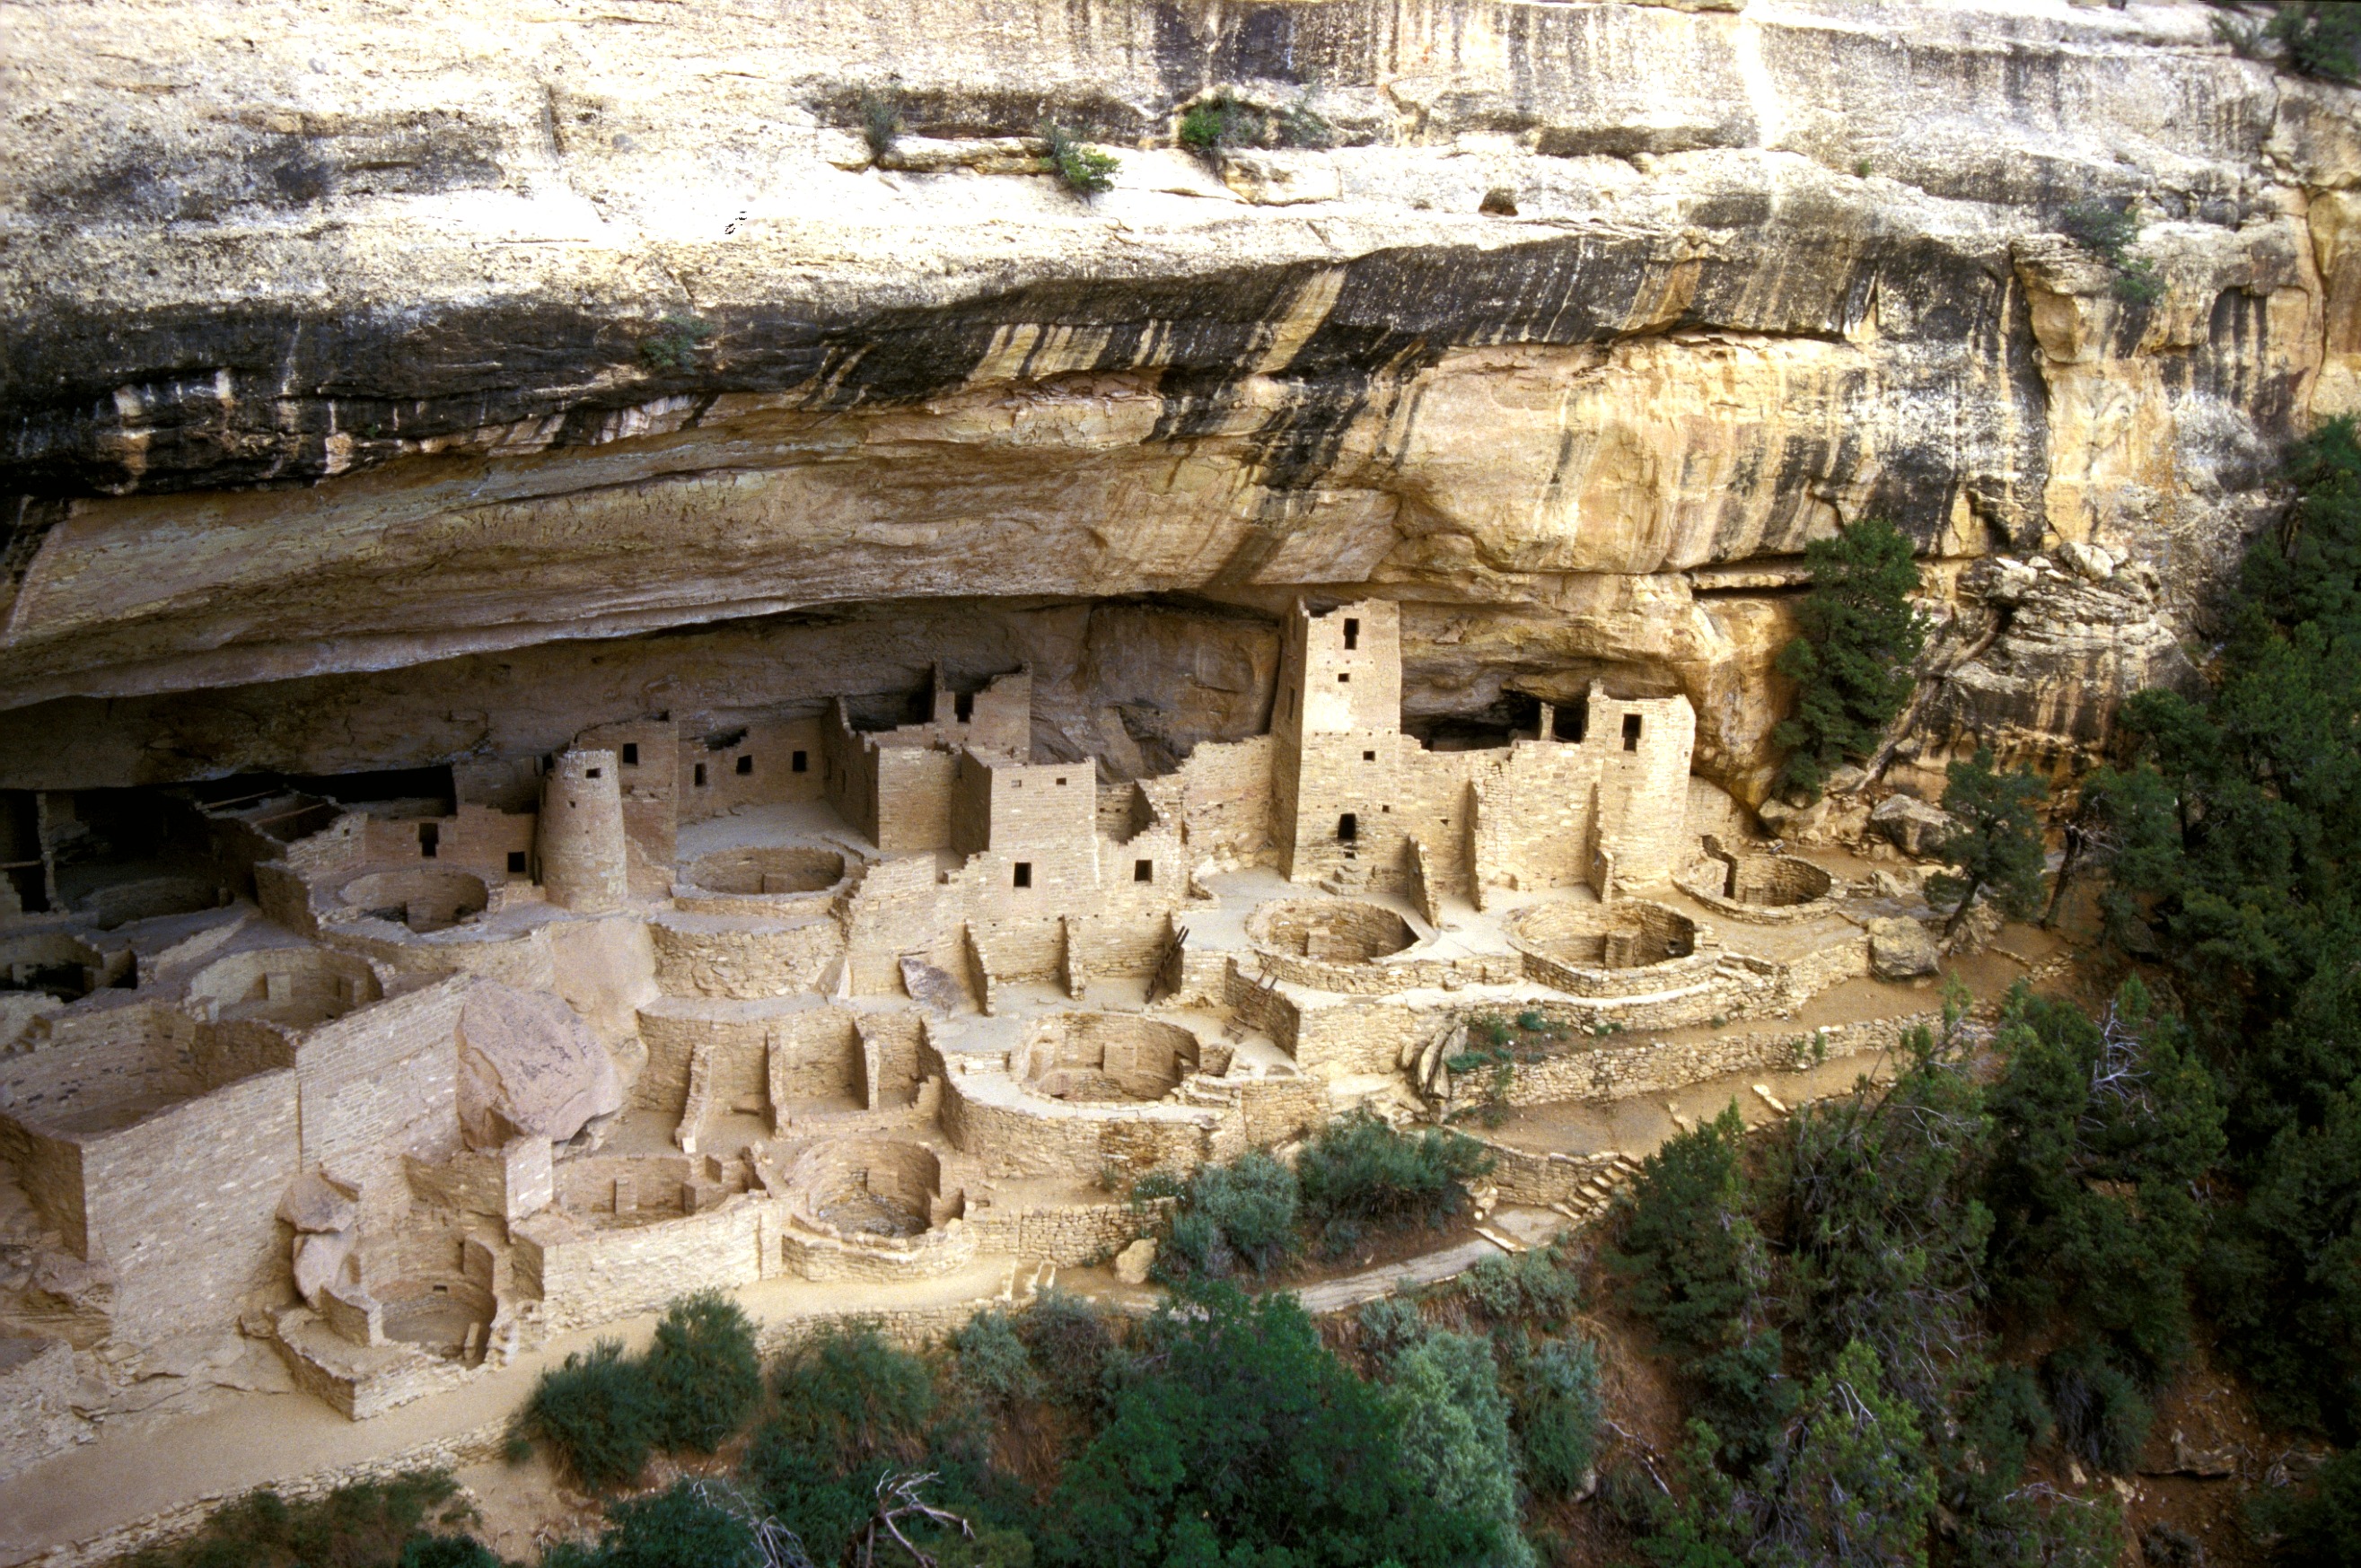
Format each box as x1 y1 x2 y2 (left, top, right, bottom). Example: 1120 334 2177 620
1 0 2352 800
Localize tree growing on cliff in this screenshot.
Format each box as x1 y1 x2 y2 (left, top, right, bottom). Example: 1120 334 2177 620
1772 516 1927 801
1927 749 2049 939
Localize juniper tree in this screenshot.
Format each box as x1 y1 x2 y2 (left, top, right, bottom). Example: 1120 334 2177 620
2099 416 2361 1435
1927 749 2049 939
1772 516 1927 800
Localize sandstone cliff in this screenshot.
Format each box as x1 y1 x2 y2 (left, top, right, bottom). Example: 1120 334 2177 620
1 0 2353 802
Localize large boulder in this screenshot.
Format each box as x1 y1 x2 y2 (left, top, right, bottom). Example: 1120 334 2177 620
1867 917 1943 981
1872 794 1955 859
456 984 622 1152
276 1172 358 1234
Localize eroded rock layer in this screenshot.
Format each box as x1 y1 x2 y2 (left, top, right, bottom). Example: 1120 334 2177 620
3 0 2357 799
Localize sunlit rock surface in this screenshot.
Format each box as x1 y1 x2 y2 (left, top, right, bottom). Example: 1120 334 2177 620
2 0 2354 800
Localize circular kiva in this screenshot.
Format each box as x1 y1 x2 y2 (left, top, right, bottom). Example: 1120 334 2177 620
340 868 489 933
1245 896 1417 964
1503 898 1697 971
683 845 847 896
0 932 108 1001
1684 852 1831 908
1014 1012 1202 1103
784 1136 951 1244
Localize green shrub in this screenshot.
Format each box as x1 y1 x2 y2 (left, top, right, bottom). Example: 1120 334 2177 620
645 1290 762 1453
2058 202 2164 307
1959 1485 2120 1568
1015 1289 1116 1409
557 1479 762 1568
1759 1340 1938 1568
1178 92 1261 153
1382 1330 1532 1568
2257 1446 2361 1566
1610 1105 1765 1360
1461 1245 1582 1326
2271 2 2361 83
520 1339 658 1493
1045 1284 1500 1567
1609 1104 1789 1462
396 1536 503 1568
860 90 901 159
636 315 712 374
122 1472 471 1568
1296 1111 1493 1255
1986 980 2221 1384
2058 202 2138 266
1163 1209 1226 1281
2041 1342 2151 1476
951 1308 1041 1405
762 1322 935 1474
1039 124 1117 196
1771 515 1927 800
1356 1294 1430 1354
1172 1150 1299 1277
1513 1334 1602 1498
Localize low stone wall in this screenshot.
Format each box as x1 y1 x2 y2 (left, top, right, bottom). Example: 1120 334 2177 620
1444 1010 1939 1108
966 1198 1169 1266
0 1336 88 1483
1236 1073 1330 1147
776 1216 979 1283
1474 1141 1628 1207
1506 899 1720 999
938 1065 1224 1180
1257 949 1522 996
648 912 845 1000
1675 842 1838 924
513 1202 766 1335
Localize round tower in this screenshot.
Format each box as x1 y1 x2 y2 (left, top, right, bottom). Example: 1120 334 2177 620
538 749 628 913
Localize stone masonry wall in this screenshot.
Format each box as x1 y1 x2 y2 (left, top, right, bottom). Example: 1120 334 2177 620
79 1066 300 1341
294 977 466 1219
1449 1011 1940 1109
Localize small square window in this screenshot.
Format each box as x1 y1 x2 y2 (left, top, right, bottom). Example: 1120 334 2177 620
1363 749 1376 762
620 742 638 766
694 763 708 787
1134 859 1154 883
735 755 753 775
1381 803 1391 812
584 767 601 779
1338 672 1350 683
792 749 808 774
507 850 528 874
1014 862 1032 889
1055 776 1066 785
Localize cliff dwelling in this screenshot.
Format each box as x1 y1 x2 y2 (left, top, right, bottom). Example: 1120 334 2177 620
0 591 1926 1449
4 0 2354 1559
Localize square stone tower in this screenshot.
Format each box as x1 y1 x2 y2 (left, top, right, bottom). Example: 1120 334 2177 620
1271 600 1407 885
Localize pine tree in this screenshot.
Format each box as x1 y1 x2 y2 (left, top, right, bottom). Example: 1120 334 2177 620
1772 516 1927 800
1927 749 2049 939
